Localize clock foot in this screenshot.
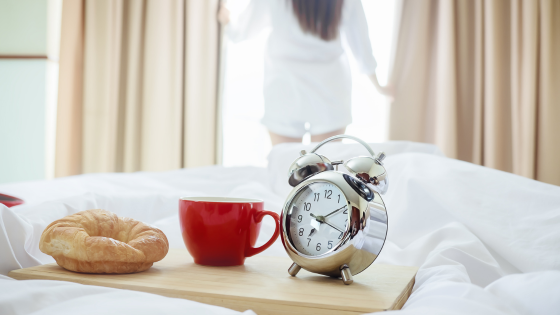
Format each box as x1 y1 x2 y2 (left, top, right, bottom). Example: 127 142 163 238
288 263 301 276
340 265 353 285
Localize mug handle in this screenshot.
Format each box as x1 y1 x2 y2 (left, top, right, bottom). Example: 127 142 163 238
245 210 280 257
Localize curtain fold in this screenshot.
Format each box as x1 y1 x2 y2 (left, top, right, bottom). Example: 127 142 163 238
55 0 220 175
536 0 560 185
55 0 84 177
184 0 220 168
389 0 560 185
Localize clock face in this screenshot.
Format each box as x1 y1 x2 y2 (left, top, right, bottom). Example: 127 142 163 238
287 181 349 256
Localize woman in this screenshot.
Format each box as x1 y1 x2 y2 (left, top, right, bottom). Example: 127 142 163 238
219 0 393 145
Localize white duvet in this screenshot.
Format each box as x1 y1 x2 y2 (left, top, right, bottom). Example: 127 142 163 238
1 141 559 315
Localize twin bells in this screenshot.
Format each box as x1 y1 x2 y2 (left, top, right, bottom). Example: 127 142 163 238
288 147 388 194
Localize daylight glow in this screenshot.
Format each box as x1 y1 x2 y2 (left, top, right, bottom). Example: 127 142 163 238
222 0 397 167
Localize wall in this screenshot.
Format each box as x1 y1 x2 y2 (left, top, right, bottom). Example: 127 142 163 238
0 0 47 54
0 60 46 183
0 0 60 184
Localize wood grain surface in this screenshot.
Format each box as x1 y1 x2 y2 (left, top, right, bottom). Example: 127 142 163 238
9 249 417 314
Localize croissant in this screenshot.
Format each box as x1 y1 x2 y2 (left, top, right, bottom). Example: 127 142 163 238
39 209 169 273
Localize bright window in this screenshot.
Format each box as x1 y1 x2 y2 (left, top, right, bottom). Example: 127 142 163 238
222 0 397 167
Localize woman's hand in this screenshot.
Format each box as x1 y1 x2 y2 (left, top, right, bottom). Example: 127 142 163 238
218 3 230 25
369 73 395 102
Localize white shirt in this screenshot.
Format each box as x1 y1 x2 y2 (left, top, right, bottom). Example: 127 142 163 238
226 0 377 136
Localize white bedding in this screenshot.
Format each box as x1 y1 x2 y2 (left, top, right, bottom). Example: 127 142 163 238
1 141 559 315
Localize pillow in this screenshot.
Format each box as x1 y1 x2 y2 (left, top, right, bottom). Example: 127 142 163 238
267 140 444 196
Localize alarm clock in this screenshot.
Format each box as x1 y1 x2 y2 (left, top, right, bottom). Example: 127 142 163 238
280 135 389 285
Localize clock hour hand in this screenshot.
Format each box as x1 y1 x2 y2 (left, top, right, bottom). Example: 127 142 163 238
310 213 325 223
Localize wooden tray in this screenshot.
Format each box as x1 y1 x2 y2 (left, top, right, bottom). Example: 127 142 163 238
9 249 417 314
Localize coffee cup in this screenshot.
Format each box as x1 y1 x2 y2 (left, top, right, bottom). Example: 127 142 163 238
179 197 280 266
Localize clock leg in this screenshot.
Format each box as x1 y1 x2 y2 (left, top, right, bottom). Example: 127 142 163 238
340 265 353 285
288 263 301 276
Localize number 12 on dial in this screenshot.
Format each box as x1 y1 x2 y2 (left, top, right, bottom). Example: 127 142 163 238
288 182 349 256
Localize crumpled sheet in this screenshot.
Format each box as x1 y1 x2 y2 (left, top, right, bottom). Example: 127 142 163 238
1 141 559 315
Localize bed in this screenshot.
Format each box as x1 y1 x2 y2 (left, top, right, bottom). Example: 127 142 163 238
1 141 559 315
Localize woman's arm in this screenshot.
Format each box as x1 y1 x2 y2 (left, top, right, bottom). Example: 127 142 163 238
341 0 394 100
218 1 271 43
370 72 395 100
218 3 230 25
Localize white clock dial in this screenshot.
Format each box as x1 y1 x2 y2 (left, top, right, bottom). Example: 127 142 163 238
287 182 349 256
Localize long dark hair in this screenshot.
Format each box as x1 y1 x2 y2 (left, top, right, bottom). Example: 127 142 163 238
291 0 344 41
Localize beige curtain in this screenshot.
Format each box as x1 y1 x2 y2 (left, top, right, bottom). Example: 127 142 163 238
55 0 84 177
55 0 220 176
389 0 560 186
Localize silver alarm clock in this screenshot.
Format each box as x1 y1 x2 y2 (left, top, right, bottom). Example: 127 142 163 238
280 135 389 285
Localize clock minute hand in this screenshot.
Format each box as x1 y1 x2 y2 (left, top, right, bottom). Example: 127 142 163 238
323 220 344 233
324 205 347 218
311 213 344 233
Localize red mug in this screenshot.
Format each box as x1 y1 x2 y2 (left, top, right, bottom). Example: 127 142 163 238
0 193 24 208
179 197 280 266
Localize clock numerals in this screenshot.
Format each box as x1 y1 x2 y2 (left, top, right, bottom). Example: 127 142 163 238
290 182 349 256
